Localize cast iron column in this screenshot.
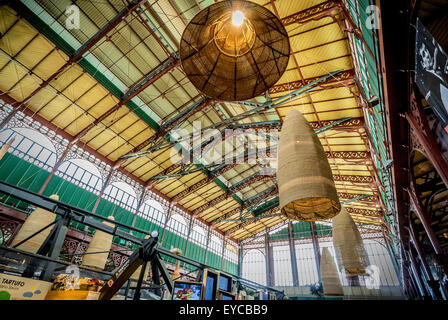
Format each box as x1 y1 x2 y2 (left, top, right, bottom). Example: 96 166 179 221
183 215 194 258
310 222 322 282
38 143 73 195
265 231 275 286
409 221 444 300
407 184 448 275
407 247 429 298
238 243 243 278
382 231 403 289
204 225 211 265
288 222 300 286
160 203 173 245
91 166 116 214
131 187 149 228
221 237 226 271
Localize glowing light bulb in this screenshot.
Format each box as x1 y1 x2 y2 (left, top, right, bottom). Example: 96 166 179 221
232 10 244 26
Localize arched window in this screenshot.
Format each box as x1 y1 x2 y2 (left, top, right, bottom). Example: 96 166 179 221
0 127 57 169
190 225 207 247
273 244 293 286
145 199 165 213
57 158 103 193
319 238 400 287
139 199 166 226
363 239 399 286
294 242 319 286
209 235 223 255
167 213 189 236
243 249 266 286
224 244 238 264
103 181 138 211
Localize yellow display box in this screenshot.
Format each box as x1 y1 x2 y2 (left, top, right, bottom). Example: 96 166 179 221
45 290 100 300
44 274 103 300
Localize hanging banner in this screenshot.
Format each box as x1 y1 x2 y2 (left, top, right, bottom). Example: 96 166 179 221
415 18 448 132
0 273 51 300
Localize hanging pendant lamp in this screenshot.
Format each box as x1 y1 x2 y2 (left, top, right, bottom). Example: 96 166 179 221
332 207 369 276
81 216 115 270
171 248 183 281
180 0 290 101
277 109 341 221
320 247 344 297
11 194 58 253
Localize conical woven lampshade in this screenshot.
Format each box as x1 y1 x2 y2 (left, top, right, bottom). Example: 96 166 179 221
332 207 369 276
11 194 58 253
171 248 182 281
277 109 341 221
180 0 290 101
81 216 115 270
320 247 343 297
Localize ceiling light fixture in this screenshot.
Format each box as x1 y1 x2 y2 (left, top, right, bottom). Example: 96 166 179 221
232 10 244 26
180 0 290 101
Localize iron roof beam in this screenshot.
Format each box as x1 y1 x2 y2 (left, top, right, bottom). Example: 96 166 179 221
169 163 246 203
119 98 215 160
208 187 279 224
169 149 370 201
153 117 365 182
224 210 283 236
230 172 374 195
192 185 277 218
281 0 378 66
141 2 179 50
146 127 275 184
228 172 270 192
217 193 377 226
137 3 179 58
281 0 342 26
144 121 282 165
121 57 180 105
224 203 382 237
270 69 355 94
73 57 180 144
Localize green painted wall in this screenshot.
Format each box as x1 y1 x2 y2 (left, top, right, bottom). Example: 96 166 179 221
0 152 238 274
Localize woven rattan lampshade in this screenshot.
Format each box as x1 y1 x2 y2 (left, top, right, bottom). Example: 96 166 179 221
171 248 182 281
81 216 115 270
180 0 290 101
320 247 343 297
11 194 58 253
277 109 341 221
332 207 369 276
